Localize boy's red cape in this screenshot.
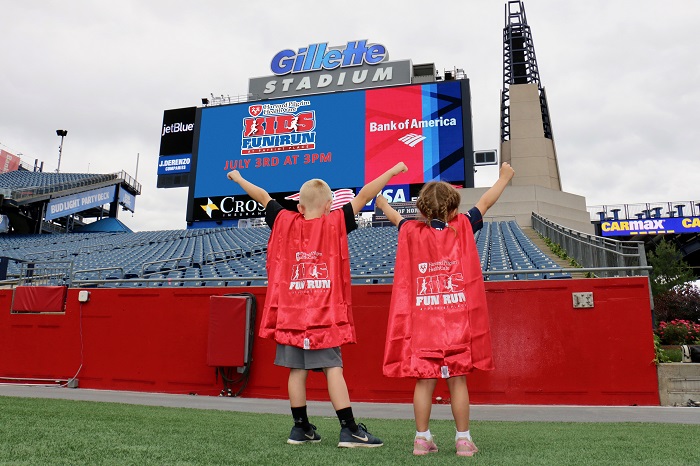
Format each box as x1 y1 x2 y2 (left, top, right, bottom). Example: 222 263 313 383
383 215 494 378
261 208 356 349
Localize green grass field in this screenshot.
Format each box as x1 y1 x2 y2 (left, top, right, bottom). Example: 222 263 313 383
1 396 698 465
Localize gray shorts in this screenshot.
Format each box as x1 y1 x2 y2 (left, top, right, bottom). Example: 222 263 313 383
274 344 343 371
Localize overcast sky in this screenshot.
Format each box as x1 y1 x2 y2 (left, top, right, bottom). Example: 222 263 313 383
1 0 698 231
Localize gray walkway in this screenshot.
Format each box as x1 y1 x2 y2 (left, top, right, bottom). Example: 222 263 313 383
1 385 699 424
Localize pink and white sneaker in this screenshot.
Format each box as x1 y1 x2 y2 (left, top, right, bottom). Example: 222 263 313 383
413 436 439 455
456 437 478 457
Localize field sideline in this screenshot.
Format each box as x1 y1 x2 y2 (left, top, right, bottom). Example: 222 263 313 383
1 386 700 465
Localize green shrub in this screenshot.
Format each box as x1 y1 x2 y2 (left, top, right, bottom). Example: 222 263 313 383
653 334 670 364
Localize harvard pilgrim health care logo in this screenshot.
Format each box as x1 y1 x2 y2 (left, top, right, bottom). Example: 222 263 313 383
241 100 316 155
248 105 263 117
418 262 428 274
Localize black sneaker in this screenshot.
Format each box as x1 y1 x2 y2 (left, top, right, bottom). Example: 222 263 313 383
287 424 321 445
337 423 383 448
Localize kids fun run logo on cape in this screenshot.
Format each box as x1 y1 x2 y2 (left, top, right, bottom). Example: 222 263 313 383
415 260 466 308
241 100 316 155
289 251 331 292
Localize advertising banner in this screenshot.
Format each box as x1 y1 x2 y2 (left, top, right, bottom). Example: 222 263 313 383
190 80 467 220
157 154 191 175
118 188 136 213
601 217 700 236
249 60 412 100
0 150 20 173
45 186 116 220
249 40 411 100
159 107 196 156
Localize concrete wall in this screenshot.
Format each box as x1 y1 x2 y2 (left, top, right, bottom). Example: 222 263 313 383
657 363 700 406
459 184 594 234
501 83 562 190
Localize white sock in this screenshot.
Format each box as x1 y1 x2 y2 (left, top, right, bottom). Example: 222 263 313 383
416 429 432 441
455 430 472 441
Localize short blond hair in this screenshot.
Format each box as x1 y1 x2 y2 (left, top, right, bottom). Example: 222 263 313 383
299 179 332 210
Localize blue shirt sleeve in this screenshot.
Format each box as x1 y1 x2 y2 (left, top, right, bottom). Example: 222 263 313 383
398 208 482 233
464 207 483 233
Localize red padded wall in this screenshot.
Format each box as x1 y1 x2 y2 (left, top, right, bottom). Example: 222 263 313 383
0 278 659 405
12 286 67 312
207 296 248 367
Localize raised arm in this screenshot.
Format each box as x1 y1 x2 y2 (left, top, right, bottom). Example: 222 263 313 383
227 170 273 208
375 194 404 227
350 162 408 214
474 162 515 216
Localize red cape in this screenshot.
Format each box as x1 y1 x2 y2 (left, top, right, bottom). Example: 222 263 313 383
260 208 356 349
383 215 494 378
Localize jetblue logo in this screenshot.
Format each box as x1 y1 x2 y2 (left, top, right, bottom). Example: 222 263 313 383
271 40 388 75
162 122 194 136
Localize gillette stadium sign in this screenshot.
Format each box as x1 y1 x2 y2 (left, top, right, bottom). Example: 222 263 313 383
249 40 412 99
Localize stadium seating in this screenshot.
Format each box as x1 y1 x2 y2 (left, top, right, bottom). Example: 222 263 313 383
0 171 119 201
0 220 569 286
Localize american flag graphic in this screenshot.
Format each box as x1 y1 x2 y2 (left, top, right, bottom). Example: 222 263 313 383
285 188 356 211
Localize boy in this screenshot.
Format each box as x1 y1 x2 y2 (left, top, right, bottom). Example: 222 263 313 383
228 162 407 447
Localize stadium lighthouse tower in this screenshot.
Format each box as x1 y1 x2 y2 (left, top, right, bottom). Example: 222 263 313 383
500 0 560 190
460 1 592 233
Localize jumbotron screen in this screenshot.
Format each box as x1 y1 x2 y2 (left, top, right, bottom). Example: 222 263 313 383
186 79 473 222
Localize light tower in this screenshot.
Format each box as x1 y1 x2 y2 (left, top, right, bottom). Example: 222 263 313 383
500 1 561 190
56 129 67 173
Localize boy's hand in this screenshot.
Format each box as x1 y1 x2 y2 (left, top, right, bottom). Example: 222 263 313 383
499 162 515 181
227 170 242 183
375 194 388 209
391 162 408 176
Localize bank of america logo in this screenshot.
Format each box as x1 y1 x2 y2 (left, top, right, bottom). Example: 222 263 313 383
399 133 426 147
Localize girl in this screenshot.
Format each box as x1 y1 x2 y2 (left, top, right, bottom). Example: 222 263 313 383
375 162 514 456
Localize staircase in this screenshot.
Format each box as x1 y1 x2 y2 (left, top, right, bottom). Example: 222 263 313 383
520 226 587 278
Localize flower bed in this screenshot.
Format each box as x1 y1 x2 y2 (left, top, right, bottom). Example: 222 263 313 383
655 319 700 345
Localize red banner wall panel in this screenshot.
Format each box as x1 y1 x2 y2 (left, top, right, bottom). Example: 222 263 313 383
0 278 658 405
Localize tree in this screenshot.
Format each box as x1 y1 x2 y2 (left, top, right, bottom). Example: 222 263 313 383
647 239 694 297
653 283 700 323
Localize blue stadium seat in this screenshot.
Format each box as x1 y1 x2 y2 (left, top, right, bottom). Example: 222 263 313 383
0 216 567 287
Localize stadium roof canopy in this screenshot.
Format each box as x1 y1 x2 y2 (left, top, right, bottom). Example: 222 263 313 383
75 217 132 233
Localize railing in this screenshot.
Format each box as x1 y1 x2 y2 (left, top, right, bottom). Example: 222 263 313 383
5 171 141 202
77 244 117 255
588 200 700 221
203 94 260 107
25 249 68 261
0 262 657 289
7 174 117 202
141 256 193 277
19 261 73 286
73 266 125 281
532 212 648 277
114 170 142 195
250 244 267 255
204 248 245 264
